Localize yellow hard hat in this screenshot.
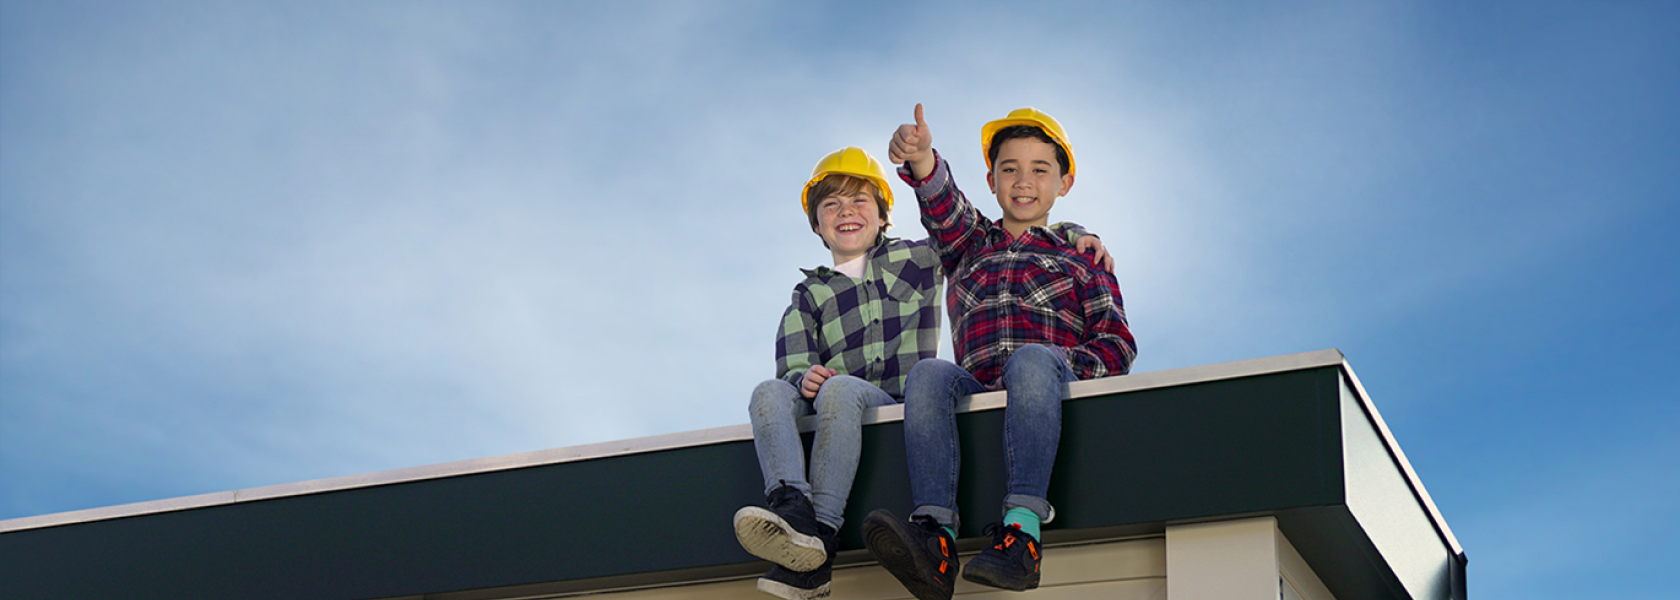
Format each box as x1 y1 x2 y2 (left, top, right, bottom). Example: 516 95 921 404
802 146 894 214
980 107 1076 177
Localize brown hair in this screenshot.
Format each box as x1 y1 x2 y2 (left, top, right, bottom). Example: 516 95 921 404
805 174 892 233
987 125 1070 176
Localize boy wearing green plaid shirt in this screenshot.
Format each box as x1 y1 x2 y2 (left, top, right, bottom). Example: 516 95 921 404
732 146 1112 600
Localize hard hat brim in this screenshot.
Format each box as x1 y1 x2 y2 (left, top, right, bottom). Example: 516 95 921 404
802 147 895 215
980 113 1076 178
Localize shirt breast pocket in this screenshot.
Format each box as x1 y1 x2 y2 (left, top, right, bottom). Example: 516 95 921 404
1021 254 1084 332
883 263 940 306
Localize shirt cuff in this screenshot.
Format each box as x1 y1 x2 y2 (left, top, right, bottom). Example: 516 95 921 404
897 150 949 196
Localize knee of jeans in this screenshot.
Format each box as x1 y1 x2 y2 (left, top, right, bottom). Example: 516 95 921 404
1006 345 1061 371
749 379 794 416
908 358 946 380
1005 345 1066 380
907 360 965 414
814 375 870 416
1004 346 1070 405
906 359 957 393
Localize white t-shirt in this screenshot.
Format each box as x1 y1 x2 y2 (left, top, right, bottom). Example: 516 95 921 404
833 254 866 279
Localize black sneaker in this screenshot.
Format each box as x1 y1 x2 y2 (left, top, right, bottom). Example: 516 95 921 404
757 523 837 600
861 509 956 600
735 485 827 572
961 522 1041 591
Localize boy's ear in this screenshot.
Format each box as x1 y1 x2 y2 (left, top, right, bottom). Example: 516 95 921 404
987 171 997 194
1060 172 1075 196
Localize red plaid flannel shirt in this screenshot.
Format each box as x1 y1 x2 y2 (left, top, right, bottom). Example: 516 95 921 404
902 152 1136 389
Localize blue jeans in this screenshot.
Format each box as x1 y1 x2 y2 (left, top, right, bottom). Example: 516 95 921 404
749 375 898 529
903 345 1074 532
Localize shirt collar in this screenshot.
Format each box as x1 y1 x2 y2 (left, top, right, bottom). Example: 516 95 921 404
801 235 900 278
990 223 1062 247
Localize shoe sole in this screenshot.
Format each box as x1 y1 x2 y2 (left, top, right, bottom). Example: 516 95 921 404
734 506 827 572
861 511 953 600
757 576 832 600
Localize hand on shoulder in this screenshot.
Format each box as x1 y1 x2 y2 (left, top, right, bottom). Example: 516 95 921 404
1074 235 1116 273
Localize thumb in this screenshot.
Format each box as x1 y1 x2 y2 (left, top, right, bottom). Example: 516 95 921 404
914 103 927 134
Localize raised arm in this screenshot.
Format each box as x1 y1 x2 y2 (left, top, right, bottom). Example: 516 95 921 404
891 104 991 275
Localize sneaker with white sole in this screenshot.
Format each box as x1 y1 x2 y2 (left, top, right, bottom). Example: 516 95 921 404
734 484 828 572
756 523 838 599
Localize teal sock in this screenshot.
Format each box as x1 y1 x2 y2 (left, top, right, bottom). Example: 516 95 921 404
941 526 956 540
1004 507 1041 540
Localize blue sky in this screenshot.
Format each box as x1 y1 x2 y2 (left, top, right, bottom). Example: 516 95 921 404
2 1 1675 597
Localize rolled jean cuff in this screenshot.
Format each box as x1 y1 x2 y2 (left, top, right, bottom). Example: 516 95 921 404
910 504 960 532
1003 494 1055 524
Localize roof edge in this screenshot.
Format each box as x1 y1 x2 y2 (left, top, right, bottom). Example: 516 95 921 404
2 349 1347 533
1338 359 1465 557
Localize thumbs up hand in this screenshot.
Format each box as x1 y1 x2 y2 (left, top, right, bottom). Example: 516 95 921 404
889 103 936 180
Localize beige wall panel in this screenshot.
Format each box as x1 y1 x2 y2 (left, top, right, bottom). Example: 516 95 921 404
959 577 1166 599
1166 517 1281 600
572 536 1166 600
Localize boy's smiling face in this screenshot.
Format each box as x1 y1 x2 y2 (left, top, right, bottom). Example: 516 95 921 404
815 189 884 264
987 137 1075 236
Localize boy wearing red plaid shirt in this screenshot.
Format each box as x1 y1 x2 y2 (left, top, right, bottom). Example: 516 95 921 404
862 105 1137 600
